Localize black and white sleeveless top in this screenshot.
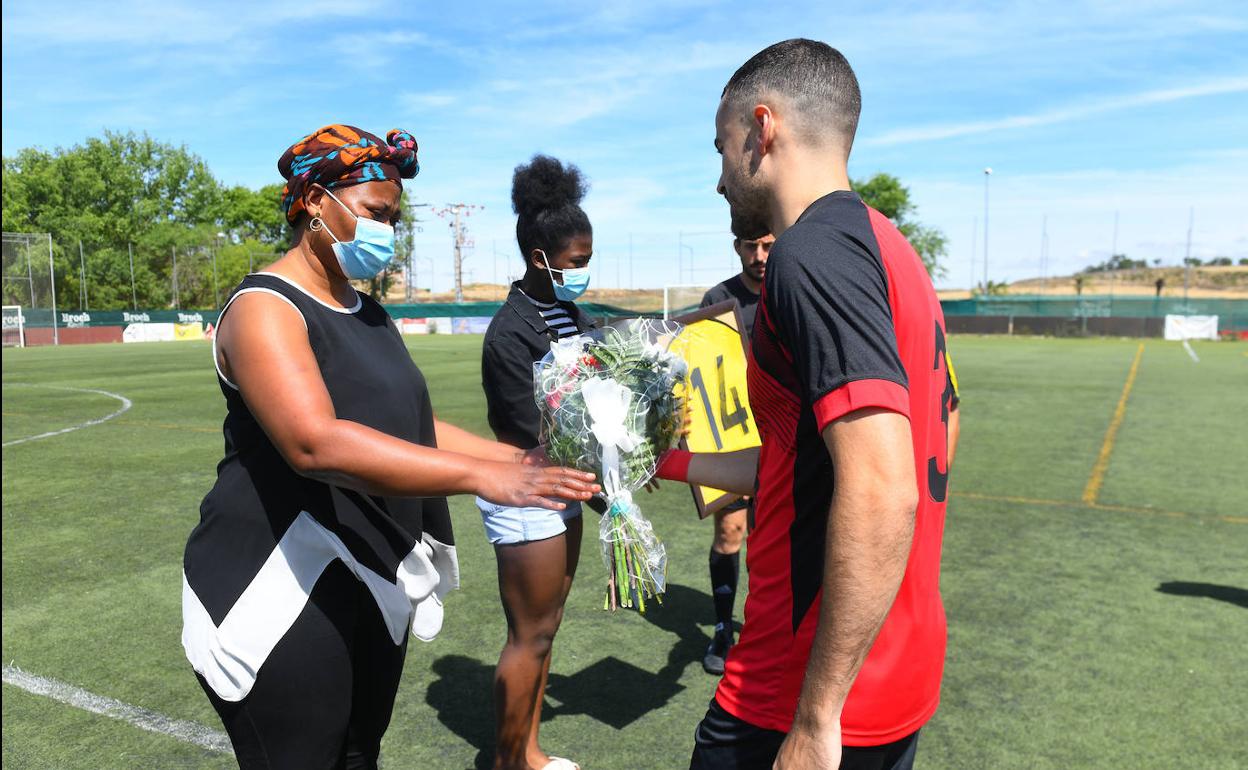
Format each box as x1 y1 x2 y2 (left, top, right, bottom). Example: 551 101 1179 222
181 272 458 702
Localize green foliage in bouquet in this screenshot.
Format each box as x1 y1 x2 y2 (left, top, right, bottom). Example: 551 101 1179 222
533 319 688 612
538 322 685 490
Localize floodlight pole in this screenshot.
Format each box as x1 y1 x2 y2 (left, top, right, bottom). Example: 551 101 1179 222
172 246 179 310
79 240 88 311
128 242 138 310
453 206 464 303
1039 215 1048 294
434 203 480 304
26 239 36 307
982 168 992 292
213 232 225 309
970 216 977 295
1110 210 1119 299
399 200 428 303
48 234 59 345
1183 207 1193 303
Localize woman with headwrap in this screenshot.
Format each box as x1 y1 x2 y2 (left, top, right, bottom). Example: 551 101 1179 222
181 125 598 769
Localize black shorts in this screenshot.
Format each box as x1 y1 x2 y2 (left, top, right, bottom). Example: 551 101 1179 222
690 698 920 770
716 497 756 531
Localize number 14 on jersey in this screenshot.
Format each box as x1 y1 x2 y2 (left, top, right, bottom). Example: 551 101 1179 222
674 303 761 517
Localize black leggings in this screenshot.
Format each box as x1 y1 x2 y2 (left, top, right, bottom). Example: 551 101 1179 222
196 560 408 770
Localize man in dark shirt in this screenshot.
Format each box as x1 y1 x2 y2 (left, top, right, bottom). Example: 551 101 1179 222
699 233 775 339
696 232 774 676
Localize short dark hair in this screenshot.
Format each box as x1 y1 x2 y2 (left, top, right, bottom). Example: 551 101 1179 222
511 155 591 261
722 39 861 152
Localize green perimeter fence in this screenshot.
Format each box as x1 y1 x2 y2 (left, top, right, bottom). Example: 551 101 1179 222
941 295 1247 337
7 302 642 332
8 296 1248 337
942 295 1247 322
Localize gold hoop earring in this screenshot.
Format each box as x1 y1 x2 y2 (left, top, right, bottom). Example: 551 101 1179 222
309 216 324 232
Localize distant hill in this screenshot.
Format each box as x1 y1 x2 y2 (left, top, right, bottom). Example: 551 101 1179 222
386 283 688 312
386 267 1248 306
938 265 1248 300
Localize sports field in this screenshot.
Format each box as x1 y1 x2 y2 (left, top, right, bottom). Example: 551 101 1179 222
3 335 1246 769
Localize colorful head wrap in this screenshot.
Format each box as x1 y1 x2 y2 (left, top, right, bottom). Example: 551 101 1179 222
278 125 420 224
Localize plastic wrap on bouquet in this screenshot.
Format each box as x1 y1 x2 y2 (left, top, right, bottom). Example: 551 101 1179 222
533 319 688 611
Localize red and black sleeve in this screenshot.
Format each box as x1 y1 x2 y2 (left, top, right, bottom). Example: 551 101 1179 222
763 226 910 432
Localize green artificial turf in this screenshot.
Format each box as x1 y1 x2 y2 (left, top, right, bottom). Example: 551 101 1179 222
3 335 1246 769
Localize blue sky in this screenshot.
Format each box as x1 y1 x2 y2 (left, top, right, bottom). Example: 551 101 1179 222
3 0 1246 291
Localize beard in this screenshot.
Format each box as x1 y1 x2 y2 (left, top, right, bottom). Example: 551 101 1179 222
725 168 771 241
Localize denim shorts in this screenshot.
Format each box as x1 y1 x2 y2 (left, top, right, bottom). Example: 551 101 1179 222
476 497 583 546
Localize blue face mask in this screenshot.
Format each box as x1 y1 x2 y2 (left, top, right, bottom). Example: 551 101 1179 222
540 250 591 301
319 189 396 280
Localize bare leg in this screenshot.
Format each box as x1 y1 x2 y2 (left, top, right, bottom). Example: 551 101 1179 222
712 507 746 556
492 516 581 770
525 516 581 765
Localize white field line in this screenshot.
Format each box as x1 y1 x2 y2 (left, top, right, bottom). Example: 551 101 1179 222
1181 339 1201 363
2 384 132 447
2 664 232 754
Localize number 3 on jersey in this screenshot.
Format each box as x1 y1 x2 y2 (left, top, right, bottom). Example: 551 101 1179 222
927 322 954 503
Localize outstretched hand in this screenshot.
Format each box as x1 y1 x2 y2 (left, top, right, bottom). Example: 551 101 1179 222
520 446 551 467
477 461 599 510
646 409 695 494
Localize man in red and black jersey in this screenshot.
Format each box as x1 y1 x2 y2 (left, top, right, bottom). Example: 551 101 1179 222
656 39 955 769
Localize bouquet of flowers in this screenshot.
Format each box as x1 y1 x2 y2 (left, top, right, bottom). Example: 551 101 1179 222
534 319 688 612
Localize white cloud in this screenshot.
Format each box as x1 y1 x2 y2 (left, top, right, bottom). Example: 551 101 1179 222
862 76 1248 147
1 0 385 47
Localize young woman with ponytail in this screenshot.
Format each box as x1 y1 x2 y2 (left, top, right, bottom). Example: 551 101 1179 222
477 155 597 770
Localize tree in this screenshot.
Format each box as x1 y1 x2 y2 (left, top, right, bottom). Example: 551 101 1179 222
853 173 947 279
359 190 422 301
974 279 1009 296
3 131 234 309
1084 253 1147 273
222 183 288 245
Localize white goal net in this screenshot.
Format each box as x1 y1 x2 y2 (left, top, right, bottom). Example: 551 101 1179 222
4 232 56 346
662 285 715 319
2 305 25 347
